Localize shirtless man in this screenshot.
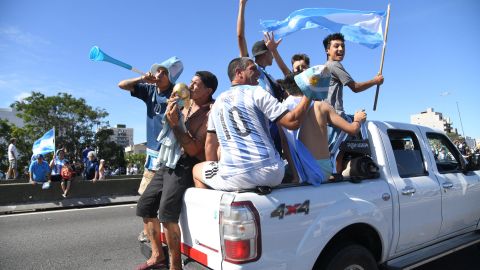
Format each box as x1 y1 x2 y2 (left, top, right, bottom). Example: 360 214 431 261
280 73 366 181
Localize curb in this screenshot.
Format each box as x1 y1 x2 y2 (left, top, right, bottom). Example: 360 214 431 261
0 195 139 215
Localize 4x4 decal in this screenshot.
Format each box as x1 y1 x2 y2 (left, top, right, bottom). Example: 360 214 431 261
270 200 310 219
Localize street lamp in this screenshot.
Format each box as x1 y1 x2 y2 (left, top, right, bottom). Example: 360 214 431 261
456 101 465 138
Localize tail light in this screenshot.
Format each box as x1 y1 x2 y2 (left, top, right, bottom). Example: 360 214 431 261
220 200 261 264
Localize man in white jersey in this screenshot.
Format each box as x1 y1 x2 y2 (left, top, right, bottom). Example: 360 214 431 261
192 57 312 191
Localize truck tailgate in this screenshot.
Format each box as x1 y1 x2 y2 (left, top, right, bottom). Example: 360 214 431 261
180 188 225 269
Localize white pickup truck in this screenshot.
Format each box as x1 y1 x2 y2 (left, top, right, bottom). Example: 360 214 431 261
142 121 480 270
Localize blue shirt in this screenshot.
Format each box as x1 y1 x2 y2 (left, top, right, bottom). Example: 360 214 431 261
84 159 99 180
29 160 51 182
132 83 173 152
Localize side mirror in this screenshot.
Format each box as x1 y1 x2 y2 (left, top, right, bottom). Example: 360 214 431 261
466 154 480 171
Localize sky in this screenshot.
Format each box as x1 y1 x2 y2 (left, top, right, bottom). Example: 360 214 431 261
1 0 479 144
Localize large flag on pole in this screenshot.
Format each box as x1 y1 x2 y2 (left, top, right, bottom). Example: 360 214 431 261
32 128 55 155
260 8 386 49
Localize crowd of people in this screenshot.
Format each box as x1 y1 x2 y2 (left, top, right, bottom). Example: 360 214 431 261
3 140 130 197
118 1 384 269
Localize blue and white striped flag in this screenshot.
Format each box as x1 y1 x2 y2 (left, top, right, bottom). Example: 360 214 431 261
261 8 386 49
32 128 55 155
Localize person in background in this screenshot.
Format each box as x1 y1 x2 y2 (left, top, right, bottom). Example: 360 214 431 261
98 159 106 180
50 149 67 182
29 154 51 185
84 151 99 182
60 159 73 197
7 138 19 180
291 53 310 73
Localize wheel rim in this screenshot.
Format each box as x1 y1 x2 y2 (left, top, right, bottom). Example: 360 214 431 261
344 264 365 270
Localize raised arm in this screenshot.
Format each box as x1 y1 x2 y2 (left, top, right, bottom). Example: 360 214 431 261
264 32 291 76
237 0 249 57
346 74 384 93
118 72 156 92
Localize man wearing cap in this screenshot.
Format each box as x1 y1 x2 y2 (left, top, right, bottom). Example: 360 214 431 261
237 0 285 100
279 72 366 182
237 0 289 156
118 56 183 259
192 57 312 191
134 71 217 270
29 154 51 185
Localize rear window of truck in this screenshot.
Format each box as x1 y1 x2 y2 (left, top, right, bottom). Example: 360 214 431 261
387 130 428 178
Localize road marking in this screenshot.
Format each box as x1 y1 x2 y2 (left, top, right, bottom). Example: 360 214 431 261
0 203 137 217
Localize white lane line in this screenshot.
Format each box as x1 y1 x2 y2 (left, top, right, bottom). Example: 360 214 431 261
0 203 137 217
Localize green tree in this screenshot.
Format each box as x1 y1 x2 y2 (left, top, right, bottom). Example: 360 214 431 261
0 119 32 177
12 92 108 162
95 128 126 170
125 153 146 174
0 119 13 173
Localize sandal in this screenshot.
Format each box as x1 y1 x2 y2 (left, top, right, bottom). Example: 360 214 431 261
134 260 167 270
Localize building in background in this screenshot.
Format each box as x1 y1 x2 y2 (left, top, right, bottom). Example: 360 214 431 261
96 124 134 148
125 142 147 155
0 108 24 127
410 108 453 133
464 136 476 149
111 124 134 147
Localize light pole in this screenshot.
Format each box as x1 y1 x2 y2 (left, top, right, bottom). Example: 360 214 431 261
456 101 465 138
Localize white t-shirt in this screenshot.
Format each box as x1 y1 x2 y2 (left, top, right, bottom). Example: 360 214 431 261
208 85 288 177
8 143 19 160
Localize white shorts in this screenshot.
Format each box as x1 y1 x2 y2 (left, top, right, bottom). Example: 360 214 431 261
201 161 285 191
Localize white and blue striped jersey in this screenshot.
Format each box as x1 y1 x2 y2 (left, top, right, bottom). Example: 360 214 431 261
208 85 288 177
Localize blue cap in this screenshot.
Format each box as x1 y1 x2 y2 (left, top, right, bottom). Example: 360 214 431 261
294 65 331 100
150 56 184 83
36 154 44 159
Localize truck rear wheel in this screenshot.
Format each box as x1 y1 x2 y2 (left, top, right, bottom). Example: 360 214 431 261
316 243 378 270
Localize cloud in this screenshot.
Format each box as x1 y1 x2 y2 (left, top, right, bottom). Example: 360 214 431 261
0 26 50 47
440 91 451 96
14 92 31 101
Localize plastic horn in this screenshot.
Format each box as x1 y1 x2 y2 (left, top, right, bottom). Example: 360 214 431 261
89 46 145 75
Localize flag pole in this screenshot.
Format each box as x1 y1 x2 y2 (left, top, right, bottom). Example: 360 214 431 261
53 127 56 158
373 3 391 111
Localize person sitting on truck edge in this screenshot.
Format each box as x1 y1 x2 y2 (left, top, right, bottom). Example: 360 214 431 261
279 73 367 182
135 71 217 270
323 33 383 149
192 57 312 191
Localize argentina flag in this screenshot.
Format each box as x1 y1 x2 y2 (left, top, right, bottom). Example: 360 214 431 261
260 8 386 49
32 128 55 155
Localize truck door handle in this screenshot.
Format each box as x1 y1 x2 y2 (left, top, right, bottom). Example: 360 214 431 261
442 182 454 189
401 186 416 195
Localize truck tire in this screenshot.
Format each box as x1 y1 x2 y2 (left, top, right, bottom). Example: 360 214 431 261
316 243 378 270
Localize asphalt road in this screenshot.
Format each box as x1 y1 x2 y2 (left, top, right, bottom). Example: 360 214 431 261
0 204 145 270
0 204 478 270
